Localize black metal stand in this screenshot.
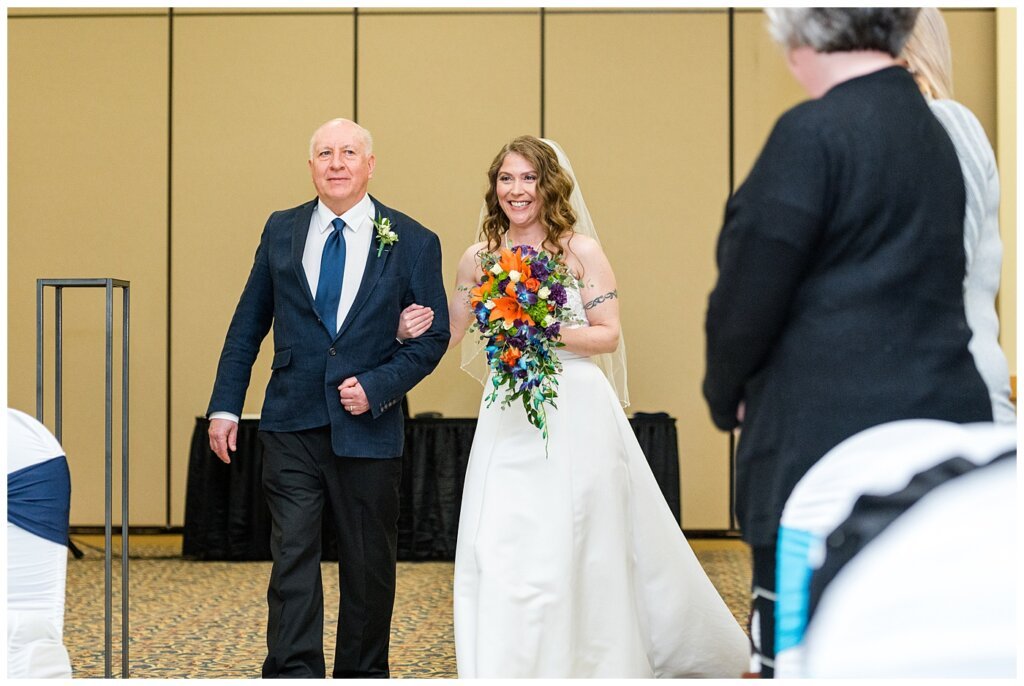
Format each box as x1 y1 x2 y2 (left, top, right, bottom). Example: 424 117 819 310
36 278 130 679
729 430 740 533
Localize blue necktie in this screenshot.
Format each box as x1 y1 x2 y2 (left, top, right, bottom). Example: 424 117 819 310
315 217 347 335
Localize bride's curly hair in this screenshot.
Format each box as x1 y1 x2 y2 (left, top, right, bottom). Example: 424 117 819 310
480 136 577 257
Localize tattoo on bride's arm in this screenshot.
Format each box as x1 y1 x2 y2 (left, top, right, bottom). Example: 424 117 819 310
584 290 618 310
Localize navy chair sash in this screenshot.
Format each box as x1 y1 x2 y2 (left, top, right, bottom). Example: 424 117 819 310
7 456 71 547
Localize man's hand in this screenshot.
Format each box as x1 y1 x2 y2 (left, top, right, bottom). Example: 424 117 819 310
397 303 434 341
339 377 370 415
209 418 239 464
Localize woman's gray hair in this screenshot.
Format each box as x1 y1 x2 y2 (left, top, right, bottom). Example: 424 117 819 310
766 8 920 57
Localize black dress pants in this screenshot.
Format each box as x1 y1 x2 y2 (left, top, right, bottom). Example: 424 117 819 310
259 426 402 679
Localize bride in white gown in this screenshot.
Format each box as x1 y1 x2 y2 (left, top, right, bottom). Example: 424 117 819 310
400 136 749 678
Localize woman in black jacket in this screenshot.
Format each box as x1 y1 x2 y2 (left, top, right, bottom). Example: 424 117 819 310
703 8 992 677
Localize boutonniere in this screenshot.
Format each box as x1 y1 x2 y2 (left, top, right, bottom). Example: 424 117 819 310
373 213 399 257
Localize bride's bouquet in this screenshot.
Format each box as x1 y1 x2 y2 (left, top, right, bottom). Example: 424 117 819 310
469 245 577 440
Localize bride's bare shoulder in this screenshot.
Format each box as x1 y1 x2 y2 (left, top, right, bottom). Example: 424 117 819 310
563 233 601 257
461 241 491 264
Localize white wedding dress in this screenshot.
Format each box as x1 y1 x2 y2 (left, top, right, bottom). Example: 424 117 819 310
453 283 750 678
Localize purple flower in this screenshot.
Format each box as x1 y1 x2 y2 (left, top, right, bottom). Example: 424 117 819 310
549 283 567 306
511 244 538 259
530 261 550 282
544 322 561 339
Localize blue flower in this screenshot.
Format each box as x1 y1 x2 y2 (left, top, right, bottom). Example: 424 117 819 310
514 283 537 305
473 303 490 327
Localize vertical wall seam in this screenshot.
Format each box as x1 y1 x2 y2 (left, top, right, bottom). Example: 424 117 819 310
165 8 174 529
353 8 360 122
540 8 546 137
727 8 738 532
727 8 735 195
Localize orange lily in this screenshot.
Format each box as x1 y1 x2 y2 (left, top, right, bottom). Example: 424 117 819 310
500 347 522 367
470 273 495 306
488 296 535 326
498 248 531 280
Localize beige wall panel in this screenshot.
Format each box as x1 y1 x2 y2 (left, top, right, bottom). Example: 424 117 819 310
357 13 541 419
177 9 352 16
733 10 807 188
170 14 354 525
546 12 731 529
8 17 169 525
945 10 997 145
362 9 532 15
9 8 165 16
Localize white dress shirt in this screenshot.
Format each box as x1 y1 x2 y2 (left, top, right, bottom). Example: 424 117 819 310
303 193 376 333
211 193 376 424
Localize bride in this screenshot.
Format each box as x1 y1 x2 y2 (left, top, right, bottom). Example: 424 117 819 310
400 136 748 677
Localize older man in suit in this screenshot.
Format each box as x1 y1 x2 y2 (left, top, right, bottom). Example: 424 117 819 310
207 118 450 678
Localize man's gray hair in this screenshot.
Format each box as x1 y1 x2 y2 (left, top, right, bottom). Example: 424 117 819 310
766 8 920 57
308 118 374 159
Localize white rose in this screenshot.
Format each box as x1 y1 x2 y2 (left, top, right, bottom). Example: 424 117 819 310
489 263 503 275
542 315 553 327
484 300 496 310
503 319 515 330
538 286 551 299
508 270 521 283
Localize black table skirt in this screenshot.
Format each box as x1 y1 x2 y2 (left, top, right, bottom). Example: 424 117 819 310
183 414 679 561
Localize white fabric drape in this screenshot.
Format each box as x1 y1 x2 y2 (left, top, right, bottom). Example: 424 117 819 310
7 408 72 679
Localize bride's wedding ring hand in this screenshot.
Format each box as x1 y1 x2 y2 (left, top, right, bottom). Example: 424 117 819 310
397 303 434 341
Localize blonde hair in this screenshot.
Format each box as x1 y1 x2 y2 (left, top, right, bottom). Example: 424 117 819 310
901 8 954 100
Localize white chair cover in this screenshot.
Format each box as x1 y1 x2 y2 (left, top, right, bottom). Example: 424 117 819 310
774 420 1015 677
803 454 1015 677
7 408 72 679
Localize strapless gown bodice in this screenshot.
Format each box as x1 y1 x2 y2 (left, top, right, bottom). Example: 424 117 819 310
552 279 590 363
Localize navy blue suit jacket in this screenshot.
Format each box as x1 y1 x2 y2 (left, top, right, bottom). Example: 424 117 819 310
207 195 450 458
